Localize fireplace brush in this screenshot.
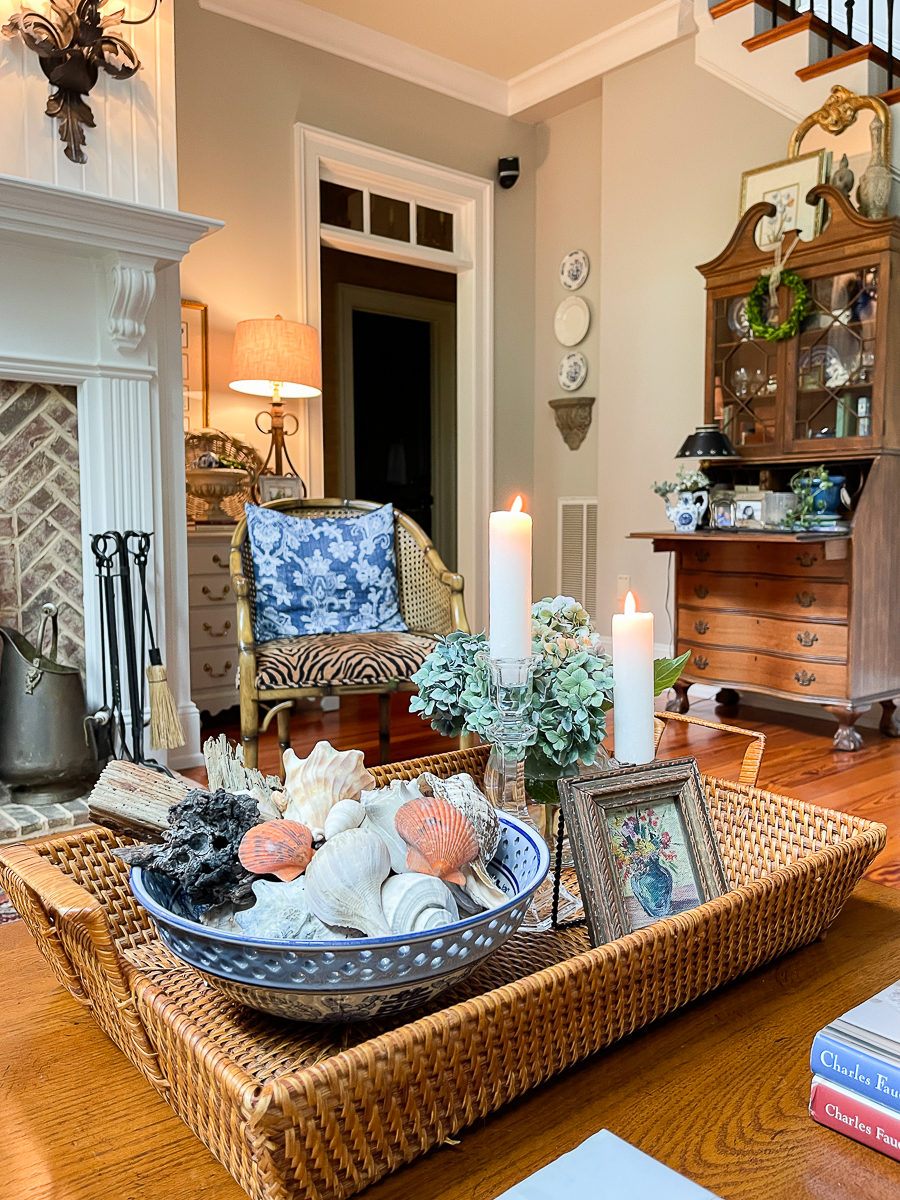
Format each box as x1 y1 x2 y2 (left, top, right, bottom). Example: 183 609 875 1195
128 532 185 750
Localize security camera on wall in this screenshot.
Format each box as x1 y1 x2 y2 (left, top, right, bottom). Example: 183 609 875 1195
498 157 520 189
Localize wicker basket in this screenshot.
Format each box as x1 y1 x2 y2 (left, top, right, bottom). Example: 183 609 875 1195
0 741 885 1200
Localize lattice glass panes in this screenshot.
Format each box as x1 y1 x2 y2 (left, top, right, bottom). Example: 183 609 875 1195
713 293 780 449
794 266 877 441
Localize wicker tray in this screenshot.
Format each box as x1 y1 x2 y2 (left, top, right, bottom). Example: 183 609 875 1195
0 741 886 1200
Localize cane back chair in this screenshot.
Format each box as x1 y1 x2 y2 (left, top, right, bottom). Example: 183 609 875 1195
230 498 468 770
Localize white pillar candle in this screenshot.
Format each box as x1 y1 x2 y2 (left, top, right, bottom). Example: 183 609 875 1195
612 591 656 764
489 495 533 659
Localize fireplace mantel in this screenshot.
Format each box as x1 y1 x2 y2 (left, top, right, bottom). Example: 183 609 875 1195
0 173 224 768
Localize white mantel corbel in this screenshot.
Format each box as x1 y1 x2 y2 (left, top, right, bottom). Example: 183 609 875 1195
108 254 158 352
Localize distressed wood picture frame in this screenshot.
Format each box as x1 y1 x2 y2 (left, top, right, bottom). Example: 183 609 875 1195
559 757 728 947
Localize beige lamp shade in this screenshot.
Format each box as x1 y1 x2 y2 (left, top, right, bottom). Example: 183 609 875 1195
229 317 322 398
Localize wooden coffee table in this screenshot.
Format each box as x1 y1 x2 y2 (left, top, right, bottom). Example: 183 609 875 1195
6 881 900 1200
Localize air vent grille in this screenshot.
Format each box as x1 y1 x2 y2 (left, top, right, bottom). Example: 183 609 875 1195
558 496 598 619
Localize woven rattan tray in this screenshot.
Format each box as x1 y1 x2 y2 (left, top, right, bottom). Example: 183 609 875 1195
0 741 886 1200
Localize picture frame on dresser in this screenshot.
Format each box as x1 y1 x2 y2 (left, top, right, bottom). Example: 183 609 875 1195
181 301 209 432
559 757 728 947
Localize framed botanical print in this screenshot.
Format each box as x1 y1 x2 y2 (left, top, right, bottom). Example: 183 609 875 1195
740 149 832 250
259 475 307 503
181 300 209 431
559 757 728 947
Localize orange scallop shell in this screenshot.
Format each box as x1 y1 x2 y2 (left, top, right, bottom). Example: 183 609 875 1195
394 796 479 887
238 820 314 882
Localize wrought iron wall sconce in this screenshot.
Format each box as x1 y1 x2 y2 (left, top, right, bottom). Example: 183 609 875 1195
2 0 161 165
549 396 595 450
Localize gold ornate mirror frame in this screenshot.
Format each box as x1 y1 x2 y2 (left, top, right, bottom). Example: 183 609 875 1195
788 84 891 164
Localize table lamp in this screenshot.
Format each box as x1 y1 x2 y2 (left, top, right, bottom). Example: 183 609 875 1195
675 423 738 459
229 315 322 481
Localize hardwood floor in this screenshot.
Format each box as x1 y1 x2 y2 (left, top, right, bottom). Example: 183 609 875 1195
186 694 900 887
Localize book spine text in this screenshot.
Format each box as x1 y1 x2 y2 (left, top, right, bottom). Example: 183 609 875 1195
811 1031 900 1112
810 1077 900 1161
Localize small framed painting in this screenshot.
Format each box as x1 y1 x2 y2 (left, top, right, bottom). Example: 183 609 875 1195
559 757 728 946
259 475 307 503
182 300 209 431
740 150 832 249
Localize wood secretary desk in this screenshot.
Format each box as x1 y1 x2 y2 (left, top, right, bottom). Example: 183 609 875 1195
633 185 900 750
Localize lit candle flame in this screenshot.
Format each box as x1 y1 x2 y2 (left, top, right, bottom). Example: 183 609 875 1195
624 590 636 616
510 495 523 513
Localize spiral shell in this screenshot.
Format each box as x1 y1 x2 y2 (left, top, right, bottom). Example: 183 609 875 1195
360 779 423 873
323 798 366 840
282 741 375 838
238 820 314 882
304 827 392 937
381 872 459 934
394 796 479 887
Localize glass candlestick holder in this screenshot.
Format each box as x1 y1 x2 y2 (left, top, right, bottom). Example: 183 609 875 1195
483 655 582 932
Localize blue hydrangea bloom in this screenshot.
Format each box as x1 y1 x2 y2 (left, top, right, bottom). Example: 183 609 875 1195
245 502 408 641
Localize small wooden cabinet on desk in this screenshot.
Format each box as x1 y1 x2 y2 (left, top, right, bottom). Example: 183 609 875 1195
632 186 900 751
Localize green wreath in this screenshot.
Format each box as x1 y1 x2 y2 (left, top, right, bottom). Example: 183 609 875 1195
745 269 809 342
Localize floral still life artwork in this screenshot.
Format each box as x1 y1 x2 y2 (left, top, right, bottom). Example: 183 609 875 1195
607 802 701 931
760 184 798 248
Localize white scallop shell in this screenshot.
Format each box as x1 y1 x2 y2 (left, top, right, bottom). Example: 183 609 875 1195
282 741 375 838
234 877 348 941
304 827 392 937
360 779 423 873
323 798 366 840
380 872 459 935
461 862 508 911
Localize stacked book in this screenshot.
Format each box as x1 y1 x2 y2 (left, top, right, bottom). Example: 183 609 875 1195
810 978 900 1159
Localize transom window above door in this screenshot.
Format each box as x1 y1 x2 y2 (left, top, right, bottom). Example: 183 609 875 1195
319 178 454 254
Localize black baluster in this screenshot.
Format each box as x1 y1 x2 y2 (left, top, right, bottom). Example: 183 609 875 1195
771 0 778 28
846 0 855 38
868 0 874 46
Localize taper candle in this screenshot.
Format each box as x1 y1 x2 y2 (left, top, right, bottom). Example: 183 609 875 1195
611 590 655 764
489 495 533 659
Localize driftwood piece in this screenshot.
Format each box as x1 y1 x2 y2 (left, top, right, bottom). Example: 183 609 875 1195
88 761 190 840
203 733 281 798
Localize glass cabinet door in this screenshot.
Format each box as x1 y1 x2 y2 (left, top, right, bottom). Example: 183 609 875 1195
712 293 780 452
791 266 877 444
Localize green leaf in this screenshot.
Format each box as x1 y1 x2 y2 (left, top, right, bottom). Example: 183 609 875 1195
653 651 690 696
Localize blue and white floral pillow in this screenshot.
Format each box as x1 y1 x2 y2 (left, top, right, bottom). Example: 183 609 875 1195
245 502 408 642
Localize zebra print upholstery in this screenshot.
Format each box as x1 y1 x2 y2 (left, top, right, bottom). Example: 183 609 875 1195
255 631 437 690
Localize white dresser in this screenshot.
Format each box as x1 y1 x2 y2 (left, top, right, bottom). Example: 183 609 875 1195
187 527 240 717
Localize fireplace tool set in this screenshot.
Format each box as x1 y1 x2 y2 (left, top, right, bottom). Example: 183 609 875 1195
87 531 184 775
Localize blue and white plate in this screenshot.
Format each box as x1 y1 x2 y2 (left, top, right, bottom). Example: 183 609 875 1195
559 249 590 291
558 351 588 391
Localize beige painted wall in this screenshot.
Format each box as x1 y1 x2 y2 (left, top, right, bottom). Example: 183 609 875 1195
174 0 535 530
533 38 795 645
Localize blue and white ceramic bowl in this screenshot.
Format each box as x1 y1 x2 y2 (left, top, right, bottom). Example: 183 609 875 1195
129 810 549 1023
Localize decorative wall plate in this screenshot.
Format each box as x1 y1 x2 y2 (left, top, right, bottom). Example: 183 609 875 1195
558 351 588 391
727 296 751 338
554 296 591 346
559 249 590 291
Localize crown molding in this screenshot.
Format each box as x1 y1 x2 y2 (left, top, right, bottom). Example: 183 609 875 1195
198 0 508 113
198 0 693 120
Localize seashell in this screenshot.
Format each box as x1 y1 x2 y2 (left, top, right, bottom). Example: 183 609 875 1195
418 772 501 861
394 797 479 887
304 827 392 937
381 872 459 934
461 862 508 910
238 820 314 881
235 877 348 940
253 785 283 822
282 741 375 838
360 779 423 873
323 798 365 840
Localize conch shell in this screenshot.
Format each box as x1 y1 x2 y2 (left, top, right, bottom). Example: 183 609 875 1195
360 779 423 873
394 796 479 887
381 872 459 934
282 741 375 839
238 820 314 882
304 827 392 937
323 798 366 840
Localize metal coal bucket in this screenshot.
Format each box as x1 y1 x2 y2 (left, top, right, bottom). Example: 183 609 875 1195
0 604 98 803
